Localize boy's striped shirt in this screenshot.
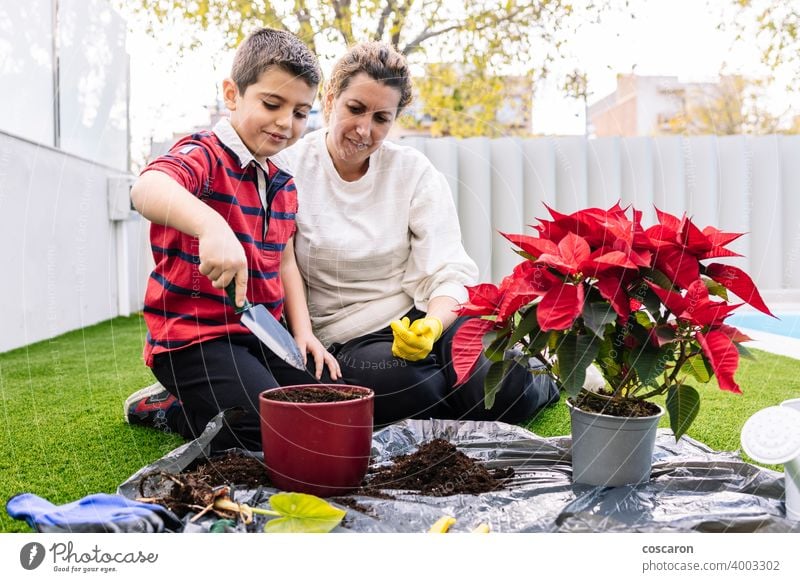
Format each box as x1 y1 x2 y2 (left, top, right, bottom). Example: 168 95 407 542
140 121 297 366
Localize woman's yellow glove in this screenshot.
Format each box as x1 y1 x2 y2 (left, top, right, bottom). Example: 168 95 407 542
390 316 443 361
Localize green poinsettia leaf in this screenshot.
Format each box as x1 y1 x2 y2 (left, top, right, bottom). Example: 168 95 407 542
666 384 700 441
547 331 560 352
555 334 600 398
582 301 617 337
703 277 729 300
481 330 497 349
263 492 346 533
633 310 653 329
510 306 540 345
484 333 509 363
630 345 669 387
737 343 757 361
681 355 712 383
652 325 678 346
483 360 509 409
643 268 676 292
513 249 537 262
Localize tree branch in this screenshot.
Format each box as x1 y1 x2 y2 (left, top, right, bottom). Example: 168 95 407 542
401 5 527 56
375 0 395 41
390 0 412 47
331 0 356 45
294 0 317 53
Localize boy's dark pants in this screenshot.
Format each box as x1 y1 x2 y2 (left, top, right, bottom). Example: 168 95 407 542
152 334 328 451
330 309 560 428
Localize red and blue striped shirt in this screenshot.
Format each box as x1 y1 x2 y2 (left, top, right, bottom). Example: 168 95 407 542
140 120 297 366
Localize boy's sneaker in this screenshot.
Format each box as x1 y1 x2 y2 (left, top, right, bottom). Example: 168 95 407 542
124 383 181 432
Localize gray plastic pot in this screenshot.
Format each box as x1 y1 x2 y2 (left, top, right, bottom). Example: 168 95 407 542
568 399 664 487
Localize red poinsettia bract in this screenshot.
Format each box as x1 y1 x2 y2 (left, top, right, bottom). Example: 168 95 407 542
452 203 773 406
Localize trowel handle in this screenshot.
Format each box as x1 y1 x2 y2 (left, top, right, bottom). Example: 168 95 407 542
225 280 252 314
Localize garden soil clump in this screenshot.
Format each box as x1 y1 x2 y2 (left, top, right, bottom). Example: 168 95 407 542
136 441 511 517
136 452 270 517
192 452 271 489
363 438 513 496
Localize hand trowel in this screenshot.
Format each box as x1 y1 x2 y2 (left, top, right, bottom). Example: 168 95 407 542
225 281 306 370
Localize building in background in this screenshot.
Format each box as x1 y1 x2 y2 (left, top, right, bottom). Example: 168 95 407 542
589 74 719 137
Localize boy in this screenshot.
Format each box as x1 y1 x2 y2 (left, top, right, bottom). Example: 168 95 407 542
125 28 339 451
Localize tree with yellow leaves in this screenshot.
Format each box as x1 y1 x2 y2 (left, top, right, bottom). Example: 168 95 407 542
119 0 603 137
660 75 785 136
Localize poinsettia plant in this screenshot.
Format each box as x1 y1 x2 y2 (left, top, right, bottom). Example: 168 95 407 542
452 203 773 439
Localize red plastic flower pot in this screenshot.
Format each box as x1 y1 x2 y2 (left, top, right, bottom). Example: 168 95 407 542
259 384 374 497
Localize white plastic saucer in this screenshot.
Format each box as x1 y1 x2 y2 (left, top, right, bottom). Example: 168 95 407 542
740 406 800 464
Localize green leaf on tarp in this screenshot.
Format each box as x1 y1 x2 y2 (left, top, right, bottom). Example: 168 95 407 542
555 334 600 398
582 301 617 337
666 384 700 441
263 492 346 533
681 355 712 383
510 306 540 345
630 345 669 387
484 360 510 410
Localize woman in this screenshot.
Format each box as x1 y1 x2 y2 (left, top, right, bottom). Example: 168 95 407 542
272 42 558 426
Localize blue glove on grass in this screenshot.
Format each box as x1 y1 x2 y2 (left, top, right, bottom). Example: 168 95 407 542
6 492 181 533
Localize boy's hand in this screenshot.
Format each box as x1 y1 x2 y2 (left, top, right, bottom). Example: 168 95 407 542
390 316 443 361
197 217 248 307
293 331 341 380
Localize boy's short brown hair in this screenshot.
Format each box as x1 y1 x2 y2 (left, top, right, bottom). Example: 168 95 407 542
231 28 321 92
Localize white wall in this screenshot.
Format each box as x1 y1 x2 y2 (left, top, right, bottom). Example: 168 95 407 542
0 131 146 353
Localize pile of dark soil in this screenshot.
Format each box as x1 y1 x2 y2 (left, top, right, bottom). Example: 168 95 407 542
363 439 513 496
137 440 511 517
264 386 366 403
192 451 270 489
136 452 270 517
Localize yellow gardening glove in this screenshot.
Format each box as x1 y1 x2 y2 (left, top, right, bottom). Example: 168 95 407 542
428 515 456 533
390 316 443 361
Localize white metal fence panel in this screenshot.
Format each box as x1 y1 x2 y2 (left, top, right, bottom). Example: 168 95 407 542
621 137 655 226
490 138 525 282
554 136 588 214
781 136 800 289
750 136 784 289
652 136 685 217
521 138 556 224
588 137 621 209
717 135 749 272
402 134 800 292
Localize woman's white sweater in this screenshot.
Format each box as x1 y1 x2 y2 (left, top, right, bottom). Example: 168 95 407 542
272 129 478 346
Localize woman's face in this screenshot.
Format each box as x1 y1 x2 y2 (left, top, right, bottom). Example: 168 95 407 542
325 72 403 171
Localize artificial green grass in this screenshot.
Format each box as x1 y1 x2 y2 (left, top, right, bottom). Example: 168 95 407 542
526 349 800 465
0 314 183 533
1 315 798 533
